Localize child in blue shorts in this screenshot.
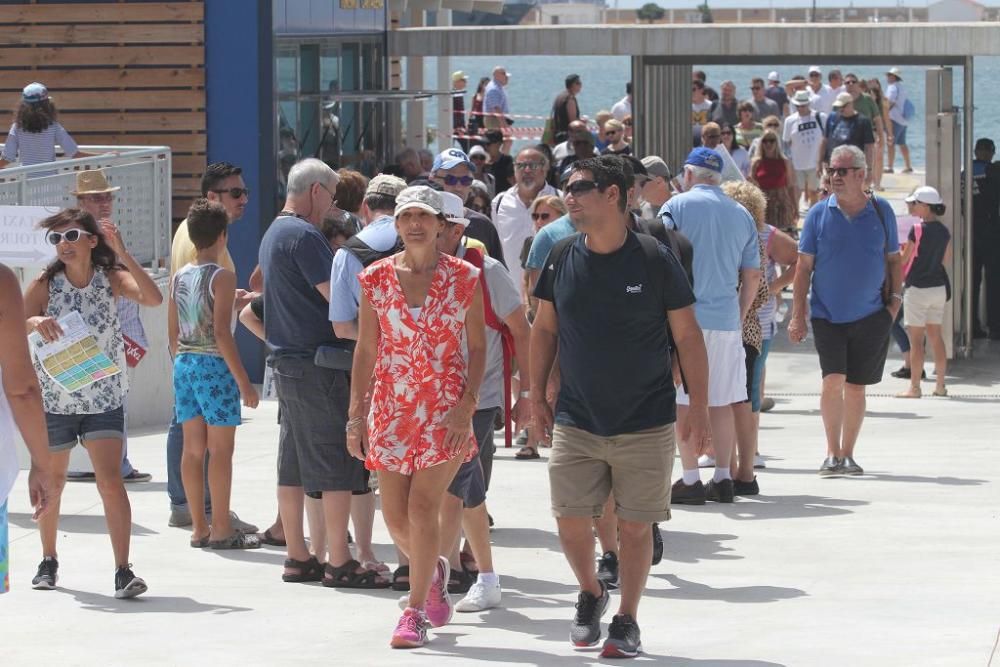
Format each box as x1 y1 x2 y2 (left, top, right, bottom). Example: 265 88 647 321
168 199 260 550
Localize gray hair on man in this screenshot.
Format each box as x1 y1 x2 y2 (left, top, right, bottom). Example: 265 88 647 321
685 163 723 186
287 158 338 195
830 144 867 172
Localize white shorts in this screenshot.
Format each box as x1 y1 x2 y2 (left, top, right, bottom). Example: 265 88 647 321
676 329 747 407
904 286 947 327
796 169 819 191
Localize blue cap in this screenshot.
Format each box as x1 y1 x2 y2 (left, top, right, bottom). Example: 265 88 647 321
685 147 723 173
432 147 474 173
22 82 49 104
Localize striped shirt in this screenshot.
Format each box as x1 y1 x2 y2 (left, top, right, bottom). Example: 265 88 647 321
1 122 78 167
756 225 779 339
483 80 509 116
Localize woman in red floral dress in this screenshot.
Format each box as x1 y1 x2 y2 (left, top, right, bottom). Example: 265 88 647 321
348 186 486 649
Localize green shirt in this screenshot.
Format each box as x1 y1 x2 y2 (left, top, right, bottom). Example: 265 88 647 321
853 93 881 126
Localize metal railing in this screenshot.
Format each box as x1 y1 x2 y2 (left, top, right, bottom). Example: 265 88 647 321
0 145 172 266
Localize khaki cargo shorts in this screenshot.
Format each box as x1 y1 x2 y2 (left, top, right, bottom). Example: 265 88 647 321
549 423 676 523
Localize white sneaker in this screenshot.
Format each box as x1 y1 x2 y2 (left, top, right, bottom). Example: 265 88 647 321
398 593 409 611
753 455 766 469
697 454 715 468
455 580 502 612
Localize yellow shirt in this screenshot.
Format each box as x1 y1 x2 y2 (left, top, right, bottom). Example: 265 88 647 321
170 218 236 276
463 236 488 257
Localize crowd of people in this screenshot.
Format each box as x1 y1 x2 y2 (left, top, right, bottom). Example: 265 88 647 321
0 72 994 660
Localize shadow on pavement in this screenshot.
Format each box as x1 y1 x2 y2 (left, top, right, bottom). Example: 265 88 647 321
8 512 158 536
761 468 988 485
649 573 807 604
57 587 252 614
660 530 742 564
676 494 868 521
491 527 562 552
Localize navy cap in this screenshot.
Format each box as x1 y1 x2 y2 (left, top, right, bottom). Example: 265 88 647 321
684 147 723 173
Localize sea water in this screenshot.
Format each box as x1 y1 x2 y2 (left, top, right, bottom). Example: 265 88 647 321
422 55 1000 169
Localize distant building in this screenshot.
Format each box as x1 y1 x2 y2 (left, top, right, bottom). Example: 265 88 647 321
928 0 985 21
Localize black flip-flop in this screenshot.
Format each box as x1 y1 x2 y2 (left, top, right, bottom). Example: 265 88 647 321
259 529 286 547
322 559 391 589
515 446 540 460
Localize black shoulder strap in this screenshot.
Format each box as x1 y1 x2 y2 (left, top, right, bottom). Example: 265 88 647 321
869 195 890 252
637 216 694 287
814 111 824 132
547 233 579 273
343 234 404 268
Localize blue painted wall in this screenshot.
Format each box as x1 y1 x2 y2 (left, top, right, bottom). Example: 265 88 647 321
205 0 276 381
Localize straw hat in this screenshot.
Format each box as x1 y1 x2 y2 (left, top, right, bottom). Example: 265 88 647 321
72 169 120 196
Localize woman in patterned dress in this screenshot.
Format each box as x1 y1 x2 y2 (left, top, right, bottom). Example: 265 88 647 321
22 209 162 598
348 186 486 649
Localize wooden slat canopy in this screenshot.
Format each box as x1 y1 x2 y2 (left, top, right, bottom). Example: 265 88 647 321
0 1 207 224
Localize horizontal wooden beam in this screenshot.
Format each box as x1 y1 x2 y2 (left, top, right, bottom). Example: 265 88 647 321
2 23 203 46
59 111 205 132
38 90 204 112
0 45 204 67
0 3 203 25
72 133 207 154
0 68 204 91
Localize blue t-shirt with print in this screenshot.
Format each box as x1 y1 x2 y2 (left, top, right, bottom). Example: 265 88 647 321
525 215 577 271
799 195 898 324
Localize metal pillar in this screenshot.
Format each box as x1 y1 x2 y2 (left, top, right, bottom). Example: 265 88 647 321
435 10 452 153
632 57 690 177
404 6 425 149
963 57 975 357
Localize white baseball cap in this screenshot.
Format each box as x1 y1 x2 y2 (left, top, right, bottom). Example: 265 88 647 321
808 66 822 76
768 71 780 82
905 186 943 205
439 191 470 227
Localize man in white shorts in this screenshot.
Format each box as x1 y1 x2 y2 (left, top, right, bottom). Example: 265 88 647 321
660 148 762 504
783 90 827 208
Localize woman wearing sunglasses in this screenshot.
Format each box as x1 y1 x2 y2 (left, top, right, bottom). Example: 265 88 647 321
749 129 799 236
23 208 162 598
720 123 750 178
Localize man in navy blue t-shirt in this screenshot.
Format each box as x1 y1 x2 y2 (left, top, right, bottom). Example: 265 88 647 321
259 158 367 586
530 157 710 658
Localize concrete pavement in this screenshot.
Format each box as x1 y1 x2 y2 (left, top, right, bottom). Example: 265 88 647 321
4 331 999 666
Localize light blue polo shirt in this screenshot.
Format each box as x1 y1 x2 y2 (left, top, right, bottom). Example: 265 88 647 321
659 184 760 331
525 215 577 271
328 214 397 323
799 195 898 324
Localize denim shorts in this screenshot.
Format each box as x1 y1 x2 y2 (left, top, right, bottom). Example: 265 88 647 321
892 120 907 147
173 353 241 427
46 405 125 451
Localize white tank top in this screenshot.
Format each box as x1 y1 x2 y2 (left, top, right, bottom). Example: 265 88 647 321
0 369 17 505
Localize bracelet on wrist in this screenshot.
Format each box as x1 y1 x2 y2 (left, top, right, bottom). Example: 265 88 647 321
519 390 531 399
345 416 365 432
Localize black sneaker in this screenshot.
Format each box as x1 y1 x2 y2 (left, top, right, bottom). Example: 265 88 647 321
670 479 706 505
114 564 148 599
733 477 759 496
705 478 735 503
570 581 610 647
601 613 643 658
447 568 474 595
890 366 926 380
596 551 619 590
32 556 58 590
651 523 664 566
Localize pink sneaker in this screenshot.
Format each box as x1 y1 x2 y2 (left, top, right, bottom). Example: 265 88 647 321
424 555 454 628
390 607 428 648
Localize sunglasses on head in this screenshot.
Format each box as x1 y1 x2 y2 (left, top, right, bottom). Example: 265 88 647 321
531 212 552 221
565 180 599 196
826 166 861 177
442 174 474 186
211 187 250 199
46 228 93 245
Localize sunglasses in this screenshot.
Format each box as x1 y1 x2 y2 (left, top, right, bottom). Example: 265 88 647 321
845 79 858 85
604 131 618 137
442 174 474 186
703 133 720 140
763 138 777 144
531 212 552 222
565 180 599 196
46 228 93 245
751 86 763 91
721 130 734 135
471 155 486 162
81 192 113 203
211 187 250 199
826 166 861 177
514 161 544 171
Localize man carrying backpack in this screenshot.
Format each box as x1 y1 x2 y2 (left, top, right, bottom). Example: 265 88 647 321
530 156 709 658
783 90 827 207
